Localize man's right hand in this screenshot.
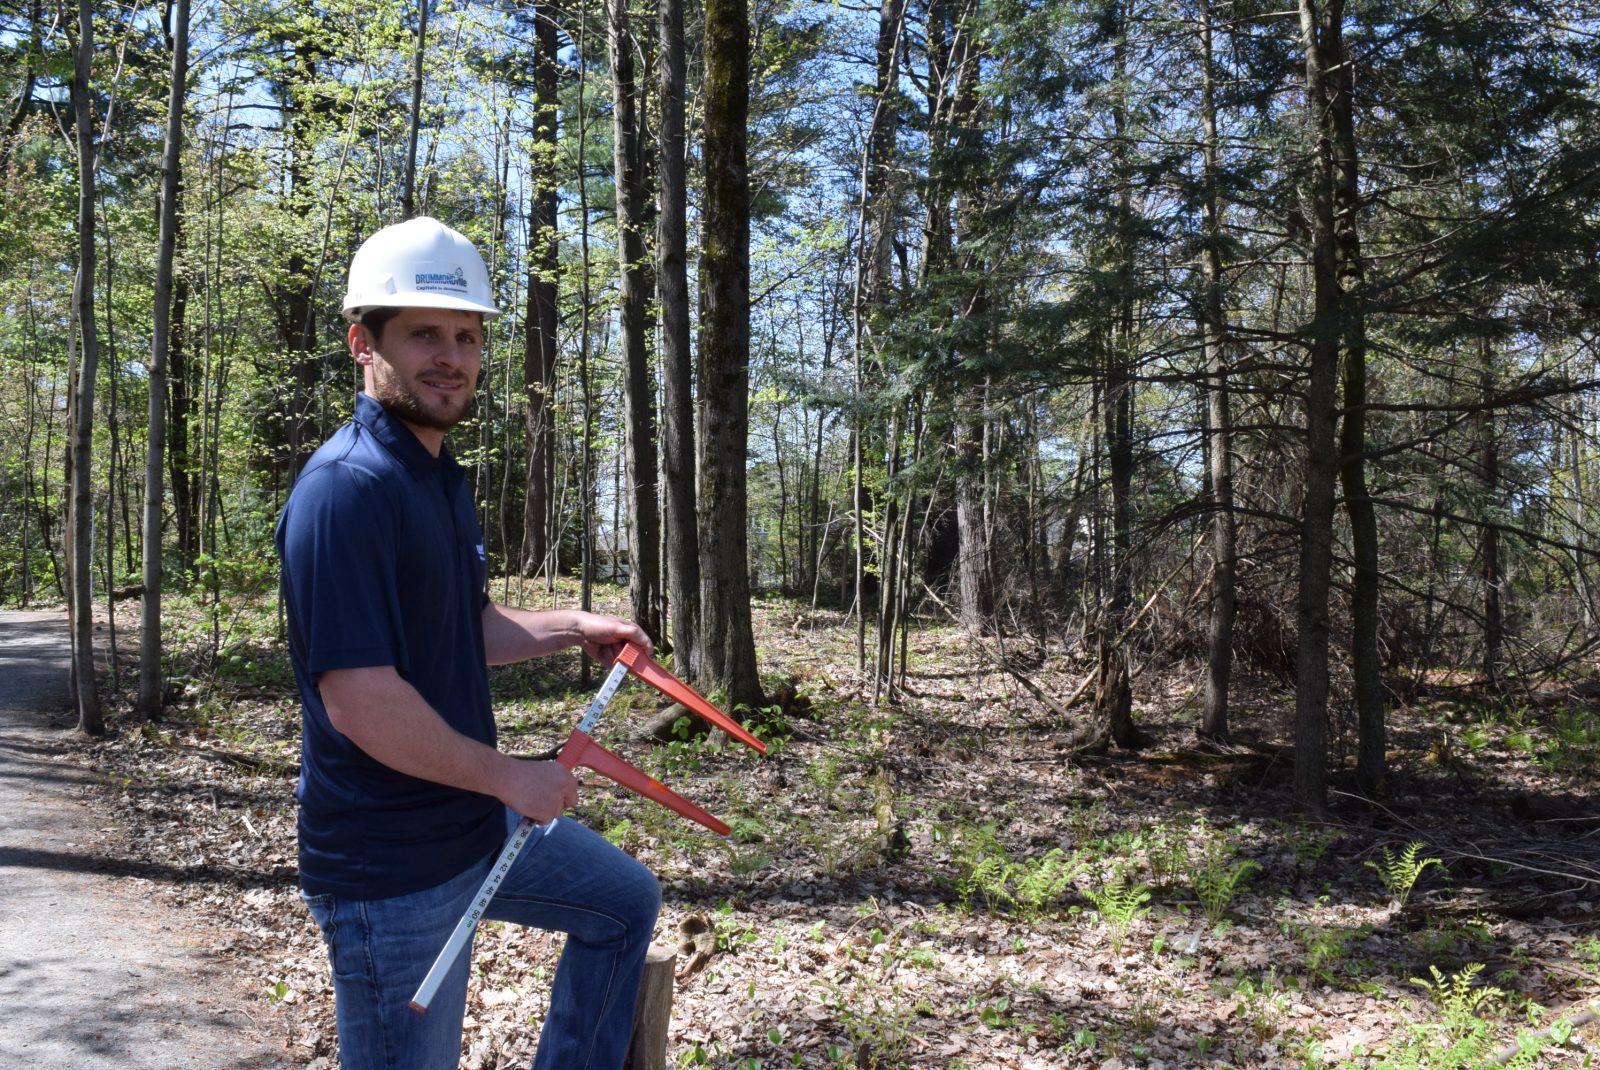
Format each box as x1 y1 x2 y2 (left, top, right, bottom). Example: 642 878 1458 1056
496 757 579 823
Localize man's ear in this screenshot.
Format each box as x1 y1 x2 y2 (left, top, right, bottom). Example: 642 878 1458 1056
349 322 375 367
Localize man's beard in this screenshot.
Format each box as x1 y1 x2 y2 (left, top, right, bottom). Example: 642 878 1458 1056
370 364 475 431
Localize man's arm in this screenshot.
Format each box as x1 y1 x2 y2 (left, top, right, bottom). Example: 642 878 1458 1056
481 604 651 666
318 666 577 822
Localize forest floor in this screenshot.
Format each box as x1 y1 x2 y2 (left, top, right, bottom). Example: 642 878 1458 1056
38 584 1600 1069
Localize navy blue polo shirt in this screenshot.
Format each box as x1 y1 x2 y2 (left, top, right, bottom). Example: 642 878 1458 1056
276 392 502 899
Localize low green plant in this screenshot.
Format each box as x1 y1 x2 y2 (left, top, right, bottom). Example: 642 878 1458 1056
808 754 843 807
1229 971 1287 1041
1192 838 1260 924
712 901 760 953
811 964 925 1070
951 822 1082 918
1280 820 1343 874
1086 867 1152 952
1065 800 1108 845
1476 700 1530 730
1413 963 1502 1035
1144 817 1193 887
1297 921 1361 983
1366 841 1444 908
976 995 1013 1029
1577 935 1600 973
1011 848 1084 919
600 817 634 849
1548 706 1600 771
1323 962 1591 1069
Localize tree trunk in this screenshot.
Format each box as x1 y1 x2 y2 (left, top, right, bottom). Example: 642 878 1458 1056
521 5 560 580
577 10 596 687
1197 0 1236 745
954 414 993 633
168 266 196 576
1328 17 1383 796
1479 338 1503 684
141 0 190 718
658 0 698 663
1095 3 1143 749
698 0 763 709
68 0 103 736
611 0 662 642
401 0 428 219
1292 0 1345 816
949 5 995 638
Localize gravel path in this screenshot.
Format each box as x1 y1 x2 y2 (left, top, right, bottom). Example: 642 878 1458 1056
0 610 295 1069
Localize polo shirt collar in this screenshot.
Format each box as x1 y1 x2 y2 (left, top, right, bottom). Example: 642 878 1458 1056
354 392 450 477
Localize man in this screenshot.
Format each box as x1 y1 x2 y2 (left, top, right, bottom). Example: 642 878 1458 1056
276 217 660 1070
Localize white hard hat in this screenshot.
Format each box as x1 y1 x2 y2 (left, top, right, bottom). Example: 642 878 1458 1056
342 216 502 322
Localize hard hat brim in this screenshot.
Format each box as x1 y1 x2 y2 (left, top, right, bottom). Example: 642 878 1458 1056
342 291 503 323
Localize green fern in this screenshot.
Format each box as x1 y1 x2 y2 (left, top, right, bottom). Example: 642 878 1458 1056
1144 818 1193 887
1366 841 1444 908
1191 840 1260 924
952 823 1012 911
1412 964 1503 1039
1010 848 1085 921
1086 868 1152 952
952 824 1081 918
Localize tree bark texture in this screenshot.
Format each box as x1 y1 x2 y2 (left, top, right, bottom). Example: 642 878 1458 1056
1326 15 1384 797
1096 4 1140 748
698 0 763 709
610 0 662 642
521 6 559 579
69 0 103 736
141 0 190 718
950 10 995 638
402 0 428 218
1293 0 1344 815
1479 340 1504 683
658 0 699 665
1197 0 1236 744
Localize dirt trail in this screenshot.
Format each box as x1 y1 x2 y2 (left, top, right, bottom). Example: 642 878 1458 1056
0 610 295 1069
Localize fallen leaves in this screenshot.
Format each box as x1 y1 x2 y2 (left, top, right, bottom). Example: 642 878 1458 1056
73 593 1600 1068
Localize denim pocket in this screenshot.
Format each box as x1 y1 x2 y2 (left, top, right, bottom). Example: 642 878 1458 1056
301 890 337 942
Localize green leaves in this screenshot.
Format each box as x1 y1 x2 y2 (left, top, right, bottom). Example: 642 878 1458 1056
1365 841 1444 910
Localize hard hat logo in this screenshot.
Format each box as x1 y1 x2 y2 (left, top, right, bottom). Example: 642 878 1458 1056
342 217 502 322
413 266 470 294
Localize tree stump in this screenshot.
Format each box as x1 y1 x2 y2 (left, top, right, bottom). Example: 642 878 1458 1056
623 942 677 1070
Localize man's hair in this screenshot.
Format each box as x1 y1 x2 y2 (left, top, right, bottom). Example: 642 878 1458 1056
360 306 404 343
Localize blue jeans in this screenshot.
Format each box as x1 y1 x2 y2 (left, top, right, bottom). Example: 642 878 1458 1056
302 816 661 1070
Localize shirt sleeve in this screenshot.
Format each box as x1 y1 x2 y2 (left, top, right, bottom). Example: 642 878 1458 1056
279 462 406 676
